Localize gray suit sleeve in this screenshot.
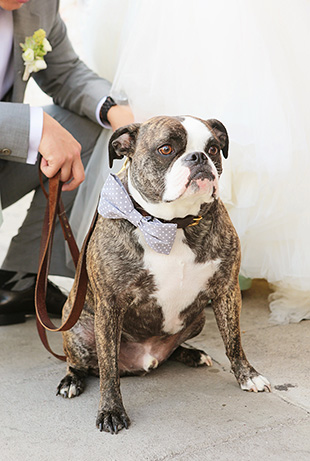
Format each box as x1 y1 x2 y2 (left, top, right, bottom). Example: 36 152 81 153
0 102 30 162
34 12 112 123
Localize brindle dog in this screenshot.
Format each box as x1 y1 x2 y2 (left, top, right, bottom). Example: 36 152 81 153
57 116 270 434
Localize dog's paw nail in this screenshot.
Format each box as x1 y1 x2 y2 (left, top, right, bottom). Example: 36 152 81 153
107 420 114 435
68 384 77 398
253 375 271 392
97 410 130 434
241 375 271 393
200 353 213 367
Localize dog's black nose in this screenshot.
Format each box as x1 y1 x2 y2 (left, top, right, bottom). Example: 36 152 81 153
184 151 207 165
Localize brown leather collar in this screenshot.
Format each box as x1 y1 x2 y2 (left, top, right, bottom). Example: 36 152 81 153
131 198 203 228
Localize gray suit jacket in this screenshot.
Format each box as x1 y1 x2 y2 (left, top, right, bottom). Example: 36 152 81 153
0 0 111 163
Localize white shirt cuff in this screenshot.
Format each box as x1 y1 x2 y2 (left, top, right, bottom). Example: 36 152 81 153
96 96 111 129
26 107 43 165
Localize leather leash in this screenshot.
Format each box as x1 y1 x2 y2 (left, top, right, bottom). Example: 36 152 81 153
35 170 98 361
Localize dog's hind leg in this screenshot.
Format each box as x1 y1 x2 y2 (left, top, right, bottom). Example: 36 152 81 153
169 344 213 367
168 311 212 367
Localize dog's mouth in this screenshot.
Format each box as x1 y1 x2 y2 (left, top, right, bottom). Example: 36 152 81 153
161 160 220 207
164 173 218 204
181 167 218 198
185 169 216 188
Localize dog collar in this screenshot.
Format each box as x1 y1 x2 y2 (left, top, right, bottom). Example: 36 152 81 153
132 200 203 229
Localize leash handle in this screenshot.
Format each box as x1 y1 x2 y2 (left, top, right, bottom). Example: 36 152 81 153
35 170 97 360
38 170 80 265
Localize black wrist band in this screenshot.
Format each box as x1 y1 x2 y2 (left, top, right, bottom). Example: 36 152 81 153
100 96 117 124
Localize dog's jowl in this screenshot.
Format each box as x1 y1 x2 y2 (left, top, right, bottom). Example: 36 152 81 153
57 115 270 434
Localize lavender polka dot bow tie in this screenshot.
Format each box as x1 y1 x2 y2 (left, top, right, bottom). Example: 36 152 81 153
98 174 177 255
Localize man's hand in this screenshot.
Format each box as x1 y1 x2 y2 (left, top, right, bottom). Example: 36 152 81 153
39 112 84 191
107 104 134 132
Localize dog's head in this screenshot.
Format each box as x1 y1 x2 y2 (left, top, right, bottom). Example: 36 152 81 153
109 116 229 219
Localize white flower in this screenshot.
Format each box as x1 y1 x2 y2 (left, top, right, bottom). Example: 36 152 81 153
20 29 52 81
33 59 47 72
43 38 52 53
22 48 35 62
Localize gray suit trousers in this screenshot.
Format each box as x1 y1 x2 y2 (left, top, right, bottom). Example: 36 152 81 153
0 105 102 277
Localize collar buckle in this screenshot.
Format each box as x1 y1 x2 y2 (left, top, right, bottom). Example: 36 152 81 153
188 216 203 227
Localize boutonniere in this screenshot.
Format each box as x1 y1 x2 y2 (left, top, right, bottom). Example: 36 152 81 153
20 28 52 81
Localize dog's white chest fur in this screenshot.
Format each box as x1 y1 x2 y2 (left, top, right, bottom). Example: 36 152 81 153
137 229 221 334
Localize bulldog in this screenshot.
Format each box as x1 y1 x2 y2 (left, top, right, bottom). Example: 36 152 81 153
57 115 270 434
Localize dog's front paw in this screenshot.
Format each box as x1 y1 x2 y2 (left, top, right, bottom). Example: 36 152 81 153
240 374 271 393
231 359 271 393
96 407 130 434
56 371 85 398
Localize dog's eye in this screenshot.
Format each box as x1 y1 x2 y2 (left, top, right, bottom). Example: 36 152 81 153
158 145 173 156
208 146 219 156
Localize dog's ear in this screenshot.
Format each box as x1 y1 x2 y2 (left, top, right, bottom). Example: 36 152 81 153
206 119 229 159
108 123 141 168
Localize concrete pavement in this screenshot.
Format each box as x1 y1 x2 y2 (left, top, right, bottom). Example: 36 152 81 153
1 279 309 460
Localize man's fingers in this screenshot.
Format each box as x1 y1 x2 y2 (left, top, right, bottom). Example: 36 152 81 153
40 156 84 191
39 112 84 190
40 157 61 178
59 162 73 184
61 157 85 192
40 156 73 183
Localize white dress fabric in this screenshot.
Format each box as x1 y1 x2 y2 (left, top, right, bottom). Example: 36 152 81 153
70 0 310 324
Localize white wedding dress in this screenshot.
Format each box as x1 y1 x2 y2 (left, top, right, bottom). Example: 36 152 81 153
70 0 310 324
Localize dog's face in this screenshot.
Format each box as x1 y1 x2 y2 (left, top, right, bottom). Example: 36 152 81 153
109 116 229 219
